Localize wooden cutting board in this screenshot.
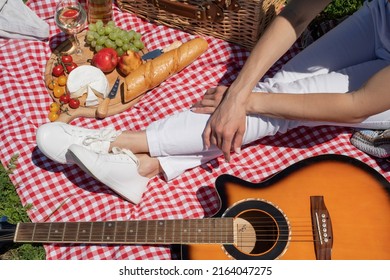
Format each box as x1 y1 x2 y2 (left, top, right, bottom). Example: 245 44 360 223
44 31 145 123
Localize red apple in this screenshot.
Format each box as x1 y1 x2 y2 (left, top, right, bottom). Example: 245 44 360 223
91 48 118 73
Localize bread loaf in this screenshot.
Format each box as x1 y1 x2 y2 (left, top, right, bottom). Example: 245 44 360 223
123 37 208 103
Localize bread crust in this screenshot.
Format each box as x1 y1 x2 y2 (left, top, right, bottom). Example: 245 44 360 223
123 38 208 103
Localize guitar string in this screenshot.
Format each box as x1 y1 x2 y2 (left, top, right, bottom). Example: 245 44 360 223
0 235 320 245
2 216 316 241
7 219 316 233
10 224 316 235
1 235 317 243
8 217 314 226
8 229 315 235
1 235 318 243
5 227 318 243
0 233 15 241
3 214 326 244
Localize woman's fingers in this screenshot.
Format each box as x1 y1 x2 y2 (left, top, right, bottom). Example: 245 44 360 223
202 122 212 150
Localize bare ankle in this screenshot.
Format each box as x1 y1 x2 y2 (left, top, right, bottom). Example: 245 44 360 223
137 154 160 178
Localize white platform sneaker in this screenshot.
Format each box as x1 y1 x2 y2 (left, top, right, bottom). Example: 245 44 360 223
67 144 149 204
36 122 121 164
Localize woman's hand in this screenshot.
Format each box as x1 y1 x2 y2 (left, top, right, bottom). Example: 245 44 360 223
191 86 228 114
201 88 248 162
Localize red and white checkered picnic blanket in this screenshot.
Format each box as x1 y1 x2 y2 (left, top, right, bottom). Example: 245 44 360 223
0 1 388 259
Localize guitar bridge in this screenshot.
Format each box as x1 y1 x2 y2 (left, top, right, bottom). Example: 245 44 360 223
310 196 333 260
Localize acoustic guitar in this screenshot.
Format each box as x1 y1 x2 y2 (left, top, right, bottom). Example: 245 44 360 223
1 154 389 260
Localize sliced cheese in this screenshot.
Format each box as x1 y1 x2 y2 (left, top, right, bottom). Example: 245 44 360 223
66 65 109 107
85 85 99 106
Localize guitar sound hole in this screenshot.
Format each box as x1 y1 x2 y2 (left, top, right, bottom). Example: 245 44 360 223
238 210 279 255
224 199 290 260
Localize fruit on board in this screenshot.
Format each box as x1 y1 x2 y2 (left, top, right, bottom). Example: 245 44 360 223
52 64 64 77
91 47 118 73
85 20 145 56
59 94 71 104
117 50 142 75
69 98 80 109
65 62 78 73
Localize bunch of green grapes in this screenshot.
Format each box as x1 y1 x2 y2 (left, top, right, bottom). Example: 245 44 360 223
85 20 145 56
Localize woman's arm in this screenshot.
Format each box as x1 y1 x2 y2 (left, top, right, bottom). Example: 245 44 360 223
201 0 333 162
246 66 390 123
230 0 333 96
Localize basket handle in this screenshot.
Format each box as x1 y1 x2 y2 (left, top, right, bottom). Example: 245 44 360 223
147 0 240 22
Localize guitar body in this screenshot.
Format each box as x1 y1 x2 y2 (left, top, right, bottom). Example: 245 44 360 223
183 154 390 260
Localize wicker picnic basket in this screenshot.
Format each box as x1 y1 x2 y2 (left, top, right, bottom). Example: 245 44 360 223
117 0 285 49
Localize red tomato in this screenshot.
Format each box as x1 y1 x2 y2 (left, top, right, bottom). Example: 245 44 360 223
52 64 64 77
61 55 73 64
69 98 80 109
66 62 78 73
59 94 71 104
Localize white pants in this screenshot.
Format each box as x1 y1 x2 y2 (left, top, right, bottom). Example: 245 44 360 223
146 0 390 181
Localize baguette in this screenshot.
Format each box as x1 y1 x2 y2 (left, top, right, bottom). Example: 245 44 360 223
123 37 208 103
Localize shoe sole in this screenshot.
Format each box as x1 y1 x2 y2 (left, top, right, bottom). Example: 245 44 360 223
66 149 102 184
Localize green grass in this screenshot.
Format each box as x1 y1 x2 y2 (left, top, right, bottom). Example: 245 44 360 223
0 155 46 260
320 0 365 20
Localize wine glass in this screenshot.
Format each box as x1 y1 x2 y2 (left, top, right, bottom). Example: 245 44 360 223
55 0 87 55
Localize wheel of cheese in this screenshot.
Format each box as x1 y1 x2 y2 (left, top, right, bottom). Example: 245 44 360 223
66 65 109 106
